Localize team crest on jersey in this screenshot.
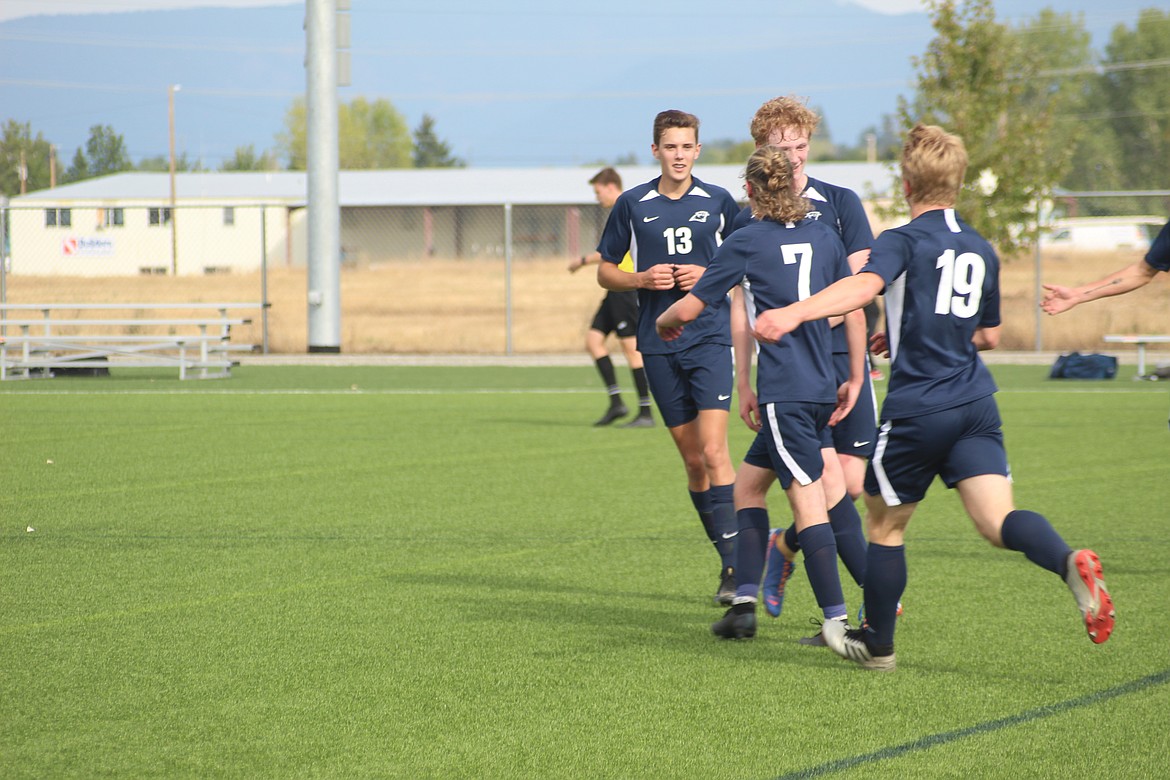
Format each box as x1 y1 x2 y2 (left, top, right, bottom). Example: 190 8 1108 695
806 209 823 221
689 211 710 223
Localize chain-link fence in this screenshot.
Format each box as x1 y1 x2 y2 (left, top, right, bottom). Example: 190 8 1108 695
3 191 1165 355
1020 190 1169 354
0 200 620 354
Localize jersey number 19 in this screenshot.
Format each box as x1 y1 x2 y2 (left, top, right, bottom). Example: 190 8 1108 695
934 249 985 318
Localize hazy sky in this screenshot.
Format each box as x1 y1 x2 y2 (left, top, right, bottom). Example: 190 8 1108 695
0 0 1156 168
0 0 292 24
1 0 932 25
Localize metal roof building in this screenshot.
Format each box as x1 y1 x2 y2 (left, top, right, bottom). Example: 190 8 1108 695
12 162 894 207
5 162 897 275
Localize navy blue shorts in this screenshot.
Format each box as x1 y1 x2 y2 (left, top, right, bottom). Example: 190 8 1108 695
642 342 733 428
742 401 833 490
831 352 878 458
590 291 638 339
865 394 1008 506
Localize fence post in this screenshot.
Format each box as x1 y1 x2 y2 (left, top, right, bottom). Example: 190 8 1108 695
0 197 7 308
260 204 270 354
504 202 513 355
1033 218 1043 352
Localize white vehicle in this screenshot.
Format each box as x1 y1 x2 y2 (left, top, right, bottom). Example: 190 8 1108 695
1043 217 1162 252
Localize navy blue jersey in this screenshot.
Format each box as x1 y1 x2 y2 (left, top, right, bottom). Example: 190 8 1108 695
692 217 850 405
1145 218 1170 272
861 208 1000 420
731 175 873 354
597 176 741 354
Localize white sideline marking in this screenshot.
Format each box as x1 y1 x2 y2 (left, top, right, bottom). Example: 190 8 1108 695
0 387 604 396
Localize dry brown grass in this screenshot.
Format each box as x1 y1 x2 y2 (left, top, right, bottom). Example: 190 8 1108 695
3 248 1166 354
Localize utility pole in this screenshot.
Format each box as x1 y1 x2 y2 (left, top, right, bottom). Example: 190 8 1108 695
49 145 56 189
305 0 345 352
168 84 181 276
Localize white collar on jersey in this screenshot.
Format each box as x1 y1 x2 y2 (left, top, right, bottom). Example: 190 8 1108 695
640 183 713 201
804 184 828 203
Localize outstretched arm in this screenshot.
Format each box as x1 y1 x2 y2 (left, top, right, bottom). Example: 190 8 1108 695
1041 260 1160 315
569 251 601 273
656 293 707 341
754 272 885 344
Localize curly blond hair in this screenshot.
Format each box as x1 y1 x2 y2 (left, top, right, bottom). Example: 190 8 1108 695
744 146 810 223
749 95 819 146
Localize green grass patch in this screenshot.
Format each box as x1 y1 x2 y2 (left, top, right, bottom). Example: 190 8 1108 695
2 365 1167 778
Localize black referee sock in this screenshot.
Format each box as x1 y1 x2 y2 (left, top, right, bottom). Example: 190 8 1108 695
594 356 622 406
632 367 652 412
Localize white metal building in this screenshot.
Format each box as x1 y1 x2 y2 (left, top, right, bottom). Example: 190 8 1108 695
5 162 896 276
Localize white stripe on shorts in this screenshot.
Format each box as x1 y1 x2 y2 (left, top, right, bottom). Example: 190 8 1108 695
766 403 814 486
871 420 902 506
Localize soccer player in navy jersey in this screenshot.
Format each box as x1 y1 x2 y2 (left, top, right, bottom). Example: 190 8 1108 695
596 110 743 604
656 145 867 641
733 97 878 626
753 124 1115 670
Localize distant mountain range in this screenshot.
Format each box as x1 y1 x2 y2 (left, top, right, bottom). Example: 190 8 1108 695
0 2 1134 169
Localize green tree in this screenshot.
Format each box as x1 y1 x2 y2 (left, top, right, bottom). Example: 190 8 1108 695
697 138 755 165
0 120 54 196
890 0 1076 256
1010 9 1119 215
412 114 463 168
1099 8 1170 206
137 153 198 173
277 96 413 170
64 124 132 183
219 145 279 172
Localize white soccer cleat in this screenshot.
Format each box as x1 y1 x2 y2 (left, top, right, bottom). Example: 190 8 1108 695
821 618 896 671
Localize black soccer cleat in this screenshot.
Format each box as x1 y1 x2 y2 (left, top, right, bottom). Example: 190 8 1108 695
712 605 757 639
714 566 736 606
593 404 629 426
621 413 654 428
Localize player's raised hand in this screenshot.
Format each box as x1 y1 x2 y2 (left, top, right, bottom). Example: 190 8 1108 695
1040 283 1077 315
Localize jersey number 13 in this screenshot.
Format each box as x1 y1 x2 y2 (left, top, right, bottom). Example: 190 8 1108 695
662 227 693 256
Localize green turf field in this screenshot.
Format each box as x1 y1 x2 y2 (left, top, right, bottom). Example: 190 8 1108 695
2 364 1167 778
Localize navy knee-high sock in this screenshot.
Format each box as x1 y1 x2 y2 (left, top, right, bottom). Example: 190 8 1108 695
863 542 906 651
734 507 769 601
710 484 736 569
797 524 846 620
690 488 716 549
828 496 867 588
1000 509 1073 577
